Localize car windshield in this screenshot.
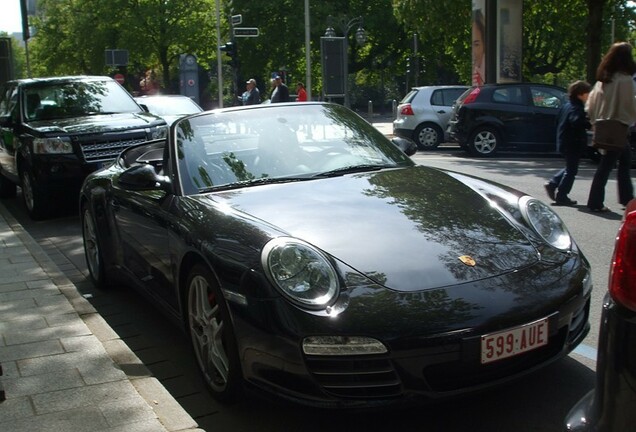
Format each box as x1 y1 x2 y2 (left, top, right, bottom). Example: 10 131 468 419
23 79 141 121
173 103 414 195
137 96 202 116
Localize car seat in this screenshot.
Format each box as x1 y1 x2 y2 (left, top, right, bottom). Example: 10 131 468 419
25 93 41 119
254 123 308 177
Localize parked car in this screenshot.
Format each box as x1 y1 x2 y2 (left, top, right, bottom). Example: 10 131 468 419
393 85 469 150
447 83 568 156
0 76 167 219
135 94 203 126
564 199 636 432
81 102 591 407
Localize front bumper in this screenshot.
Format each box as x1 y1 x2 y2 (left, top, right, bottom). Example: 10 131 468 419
231 262 592 408
30 154 106 193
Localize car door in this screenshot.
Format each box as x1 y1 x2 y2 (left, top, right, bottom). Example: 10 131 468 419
528 85 566 148
430 87 468 129
489 85 534 145
110 182 177 306
0 84 20 180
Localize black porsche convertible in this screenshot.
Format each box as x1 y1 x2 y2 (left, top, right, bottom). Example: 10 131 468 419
80 102 591 407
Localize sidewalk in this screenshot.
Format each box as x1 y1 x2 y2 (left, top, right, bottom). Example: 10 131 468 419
361 112 394 138
0 201 204 432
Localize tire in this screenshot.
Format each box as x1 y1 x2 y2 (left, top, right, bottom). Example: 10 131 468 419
468 126 500 157
186 264 242 403
0 174 17 198
20 166 49 220
81 204 111 289
414 123 443 150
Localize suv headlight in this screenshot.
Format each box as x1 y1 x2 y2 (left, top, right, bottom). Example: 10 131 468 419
33 136 73 154
519 196 572 251
149 125 168 139
261 237 339 309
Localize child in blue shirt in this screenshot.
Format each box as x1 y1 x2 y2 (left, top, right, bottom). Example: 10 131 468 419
544 80 592 205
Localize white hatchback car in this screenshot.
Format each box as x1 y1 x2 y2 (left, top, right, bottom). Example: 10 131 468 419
393 85 469 150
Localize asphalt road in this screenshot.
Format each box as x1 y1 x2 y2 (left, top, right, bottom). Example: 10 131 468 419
2 147 617 432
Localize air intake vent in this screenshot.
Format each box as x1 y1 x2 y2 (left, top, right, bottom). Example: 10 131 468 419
305 356 402 399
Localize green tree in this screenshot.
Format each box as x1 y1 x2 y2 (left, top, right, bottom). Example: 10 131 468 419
0 33 27 79
392 0 635 86
28 0 218 93
113 0 218 92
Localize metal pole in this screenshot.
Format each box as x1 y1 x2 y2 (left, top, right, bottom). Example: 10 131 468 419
343 34 349 108
413 33 418 87
304 0 312 101
215 0 223 108
24 41 31 78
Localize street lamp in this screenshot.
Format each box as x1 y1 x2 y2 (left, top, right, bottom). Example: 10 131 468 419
324 16 367 108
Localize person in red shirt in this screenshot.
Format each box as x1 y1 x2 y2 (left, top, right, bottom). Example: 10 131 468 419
296 82 307 102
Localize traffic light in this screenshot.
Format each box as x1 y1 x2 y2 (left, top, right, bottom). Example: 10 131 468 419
220 41 238 68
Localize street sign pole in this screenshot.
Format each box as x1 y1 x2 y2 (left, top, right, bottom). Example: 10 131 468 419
215 0 223 107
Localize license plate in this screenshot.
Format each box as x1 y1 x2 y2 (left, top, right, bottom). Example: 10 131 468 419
481 317 549 364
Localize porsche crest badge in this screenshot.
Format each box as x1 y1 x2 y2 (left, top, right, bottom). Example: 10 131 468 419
459 255 476 267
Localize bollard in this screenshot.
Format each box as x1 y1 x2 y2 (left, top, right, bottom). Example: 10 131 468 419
368 100 373 117
392 99 397 117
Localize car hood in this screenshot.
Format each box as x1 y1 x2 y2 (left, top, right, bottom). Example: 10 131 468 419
207 165 539 292
26 112 164 134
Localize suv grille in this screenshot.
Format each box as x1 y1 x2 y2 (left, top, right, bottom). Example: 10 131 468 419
75 131 149 163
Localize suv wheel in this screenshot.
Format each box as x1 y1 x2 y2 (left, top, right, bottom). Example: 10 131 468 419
468 126 500 157
414 123 443 150
21 166 49 220
0 174 17 198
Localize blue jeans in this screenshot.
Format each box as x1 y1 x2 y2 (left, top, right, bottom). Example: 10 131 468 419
550 148 583 201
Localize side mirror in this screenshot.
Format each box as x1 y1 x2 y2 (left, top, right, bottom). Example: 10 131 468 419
391 136 417 156
139 103 150 113
118 163 170 191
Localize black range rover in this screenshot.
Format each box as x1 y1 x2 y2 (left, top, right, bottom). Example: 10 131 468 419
0 75 167 219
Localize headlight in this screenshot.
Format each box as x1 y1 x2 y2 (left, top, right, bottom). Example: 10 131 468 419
261 237 339 309
519 196 572 251
149 125 168 139
33 137 73 154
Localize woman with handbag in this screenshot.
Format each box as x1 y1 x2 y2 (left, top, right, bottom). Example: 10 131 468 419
586 42 636 213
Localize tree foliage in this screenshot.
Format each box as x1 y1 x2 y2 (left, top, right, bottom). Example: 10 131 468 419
14 0 636 109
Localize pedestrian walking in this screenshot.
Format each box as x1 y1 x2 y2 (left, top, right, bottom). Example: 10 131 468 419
296 82 307 102
244 78 261 105
586 42 636 213
544 80 592 206
271 75 290 103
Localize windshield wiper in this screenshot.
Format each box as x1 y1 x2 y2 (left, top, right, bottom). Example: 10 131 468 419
198 175 310 193
312 164 394 178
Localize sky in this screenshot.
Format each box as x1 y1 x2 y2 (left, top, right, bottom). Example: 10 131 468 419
1 0 24 34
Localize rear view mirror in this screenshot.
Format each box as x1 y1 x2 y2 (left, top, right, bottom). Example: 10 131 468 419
391 136 417 156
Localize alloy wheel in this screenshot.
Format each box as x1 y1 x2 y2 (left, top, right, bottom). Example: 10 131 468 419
188 274 229 392
21 169 35 211
472 129 498 155
82 208 100 280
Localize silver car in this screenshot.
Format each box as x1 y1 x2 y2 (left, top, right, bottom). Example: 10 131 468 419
135 94 203 126
393 85 469 150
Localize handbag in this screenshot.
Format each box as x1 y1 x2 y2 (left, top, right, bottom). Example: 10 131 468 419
592 119 629 151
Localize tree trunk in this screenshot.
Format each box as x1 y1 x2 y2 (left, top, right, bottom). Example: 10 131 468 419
586 0 605 83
